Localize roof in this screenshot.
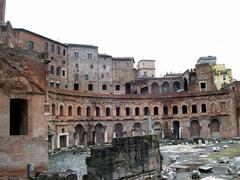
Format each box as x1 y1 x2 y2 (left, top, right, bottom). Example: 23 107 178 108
112 57 135 63
66 43 98 49
98 53 112 58
14 28 68 47
138 59 156 62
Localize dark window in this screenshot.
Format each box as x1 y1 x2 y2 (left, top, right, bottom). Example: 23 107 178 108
144 107 149 116
96 107 100 116
45 42 48 51
28 41 34 51
192 105 197 113
77 106 81 116
51 44 54 52
74 83 79 90
50 65 54 74
85 74 89 80
74 51 79 58
88 52 92 59
90 65 94 69
154 107 159 115
102 84 107 90
60 105 64 116
62 69 66 77
101 74 104 78
75 63 79 68
56 67 61 76
173 106 178 114
182 105 187 114
63 49 66 56
116 107 121 116
57 46 61 54
163 106 168 115
201 82 206 89
50 82 54 87
135 107 140 116
56 83 60 88
88 84 93 91
10 99 28 135
87 106 91 116
68 106 73 116
106 107 111 116
126 107 130 116
52 103 56 116
115 85 120 91
201 104 207 113
103 65 106 69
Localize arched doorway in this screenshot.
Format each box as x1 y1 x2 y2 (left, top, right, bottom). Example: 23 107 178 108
153 122 162 139
114 123 124 138
210 119 220 139
190 120 200 138
132 122 143 136
172 121 180 139
94 123 105 145
75 124 85 145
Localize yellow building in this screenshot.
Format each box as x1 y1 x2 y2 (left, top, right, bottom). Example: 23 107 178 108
211 64 233 90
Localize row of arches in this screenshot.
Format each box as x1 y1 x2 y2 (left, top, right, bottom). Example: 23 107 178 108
126 80 184 95
68 119 221 146
51 102 222 117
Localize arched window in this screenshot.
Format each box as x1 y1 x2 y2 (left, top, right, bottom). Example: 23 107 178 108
68 106 73 116
77 106 81 116
126 107 130 116
106 107 111 116
52 103 56 116
135 107 140 116
192 105 197 113
163 106 168 115
144 107 149 115
60 105 64 116
151 82 159 94
86 106 91 116
173 81 181 92
201 104 207 113
154 106 159 115
96 107 100 116
162 81 170 94
116 107 121 116
182 105 187 114
173 105 178 114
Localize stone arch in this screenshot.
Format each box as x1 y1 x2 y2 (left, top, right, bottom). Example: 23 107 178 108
86 106 91 116
173 81 181 92
153 122 162 139
52 103 56 116
201 103 207 113
95 106 101 116
125 107 131 116
163 106 168 115
114 123 124 138
151 82 159 94
135 107 140 116
162 81 170 94
116 107 121 116
75 124 85 145
140 86 148 95
182 105 187 114
132 122 143 136
144 107 149 115
94 123 105 145
190 120 200 138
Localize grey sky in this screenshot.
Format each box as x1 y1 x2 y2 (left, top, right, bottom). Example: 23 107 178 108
5 0 240 79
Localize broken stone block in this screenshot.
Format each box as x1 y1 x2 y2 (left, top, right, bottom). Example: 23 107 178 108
198 166 213 173
223 144 228 148
226 167 235 175
191 170 201 179
211 146 221 152
170 156 177 163
233 157 240 171
218 157 229 164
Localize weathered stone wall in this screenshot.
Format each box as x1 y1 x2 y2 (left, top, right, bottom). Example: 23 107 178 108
85 135 161 180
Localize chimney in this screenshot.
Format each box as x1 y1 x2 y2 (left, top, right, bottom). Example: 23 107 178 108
0 0 6 22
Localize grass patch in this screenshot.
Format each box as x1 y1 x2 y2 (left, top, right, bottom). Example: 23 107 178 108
209 144 240 160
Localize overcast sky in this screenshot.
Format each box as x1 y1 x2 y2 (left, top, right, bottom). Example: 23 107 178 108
5 0 240 79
